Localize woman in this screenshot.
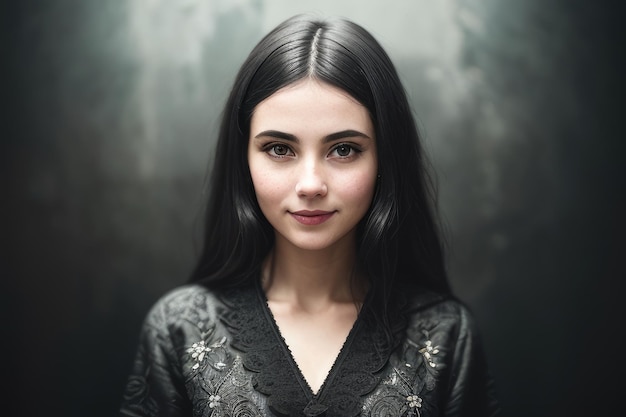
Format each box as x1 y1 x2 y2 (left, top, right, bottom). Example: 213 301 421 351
121 15 500 417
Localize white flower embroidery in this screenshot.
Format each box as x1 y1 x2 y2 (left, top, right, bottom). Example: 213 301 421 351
187 341 210 370
406 394 423 416
208 394 221 408
418 340 440 368
407 394 422 408
187 337 227 370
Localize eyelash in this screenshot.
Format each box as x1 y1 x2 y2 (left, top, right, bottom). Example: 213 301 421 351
330 143 362 158
264 143 294 158
262 143 362 160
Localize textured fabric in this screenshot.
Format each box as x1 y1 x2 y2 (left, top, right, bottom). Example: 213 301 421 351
120 282 500 417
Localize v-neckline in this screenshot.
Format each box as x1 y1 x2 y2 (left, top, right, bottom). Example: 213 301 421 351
255 281 364 399
220 282 392 416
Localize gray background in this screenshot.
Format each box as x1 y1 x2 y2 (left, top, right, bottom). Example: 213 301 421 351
4 0 624 416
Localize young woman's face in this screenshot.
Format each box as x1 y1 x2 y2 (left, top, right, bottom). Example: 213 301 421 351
248 79 378 253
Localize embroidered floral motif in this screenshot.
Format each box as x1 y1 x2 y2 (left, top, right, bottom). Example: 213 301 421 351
384 326 446 414
187 336 228 370
407 394 422 408
406 394 423 417
391 367 424 407
187 341 209 370
208 394 221 409
418 340 440 368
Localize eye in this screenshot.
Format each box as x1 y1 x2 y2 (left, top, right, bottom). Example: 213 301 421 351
266 143 294 158
330 143 360 159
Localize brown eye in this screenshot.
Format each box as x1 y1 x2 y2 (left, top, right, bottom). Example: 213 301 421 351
336 145 351 157
331 144 360 159
272 144 289 156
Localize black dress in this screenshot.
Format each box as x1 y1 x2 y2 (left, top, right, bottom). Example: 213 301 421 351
120 282 500 416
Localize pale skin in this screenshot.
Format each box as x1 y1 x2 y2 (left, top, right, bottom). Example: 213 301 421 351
248 78 378 394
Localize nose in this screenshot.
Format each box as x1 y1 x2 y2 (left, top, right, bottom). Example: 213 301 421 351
295 160 328 198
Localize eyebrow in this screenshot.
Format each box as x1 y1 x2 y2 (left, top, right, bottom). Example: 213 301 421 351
254 129 372 143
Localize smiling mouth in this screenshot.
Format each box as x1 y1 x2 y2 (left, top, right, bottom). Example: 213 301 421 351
290 210 335 225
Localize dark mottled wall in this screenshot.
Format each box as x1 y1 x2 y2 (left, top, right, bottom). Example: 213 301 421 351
4 1 624 416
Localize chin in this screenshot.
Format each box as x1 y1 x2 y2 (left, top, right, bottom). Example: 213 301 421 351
279 232 353 253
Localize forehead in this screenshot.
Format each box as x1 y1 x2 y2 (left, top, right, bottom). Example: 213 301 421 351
250 79 374 136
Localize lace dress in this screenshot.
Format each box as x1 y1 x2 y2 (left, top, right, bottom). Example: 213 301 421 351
120 282 500 416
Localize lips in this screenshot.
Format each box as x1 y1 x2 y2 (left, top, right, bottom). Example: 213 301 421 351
290 210 335 225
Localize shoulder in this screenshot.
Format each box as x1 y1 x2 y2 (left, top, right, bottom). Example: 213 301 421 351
403 291 483 347
152 283 221 310
405 290 475 320
140 284 225 334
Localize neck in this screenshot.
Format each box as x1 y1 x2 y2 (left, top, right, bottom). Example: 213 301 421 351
262 238 367 310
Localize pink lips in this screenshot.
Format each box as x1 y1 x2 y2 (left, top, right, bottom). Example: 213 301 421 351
290 210 335 225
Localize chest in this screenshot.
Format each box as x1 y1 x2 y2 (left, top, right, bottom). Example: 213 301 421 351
179 289 450 416
268 302 359 394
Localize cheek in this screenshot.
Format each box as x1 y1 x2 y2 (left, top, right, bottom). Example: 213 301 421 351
250 168 288 205
341 173 378 206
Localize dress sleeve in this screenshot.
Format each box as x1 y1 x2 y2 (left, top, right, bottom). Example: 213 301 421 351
120 301 191 417
443 305 501 417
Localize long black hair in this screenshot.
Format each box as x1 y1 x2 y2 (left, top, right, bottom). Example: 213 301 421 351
191 14 451 334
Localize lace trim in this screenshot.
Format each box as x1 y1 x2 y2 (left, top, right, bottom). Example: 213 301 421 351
218 283 392 417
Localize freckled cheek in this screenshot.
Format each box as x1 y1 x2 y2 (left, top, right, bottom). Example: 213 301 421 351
340 174 377 205
250 172 291 205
